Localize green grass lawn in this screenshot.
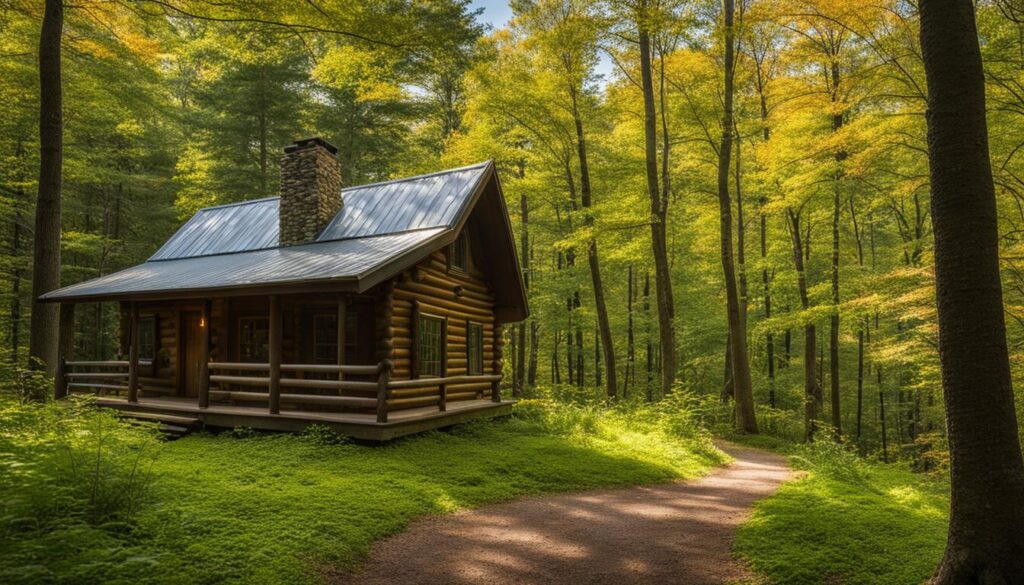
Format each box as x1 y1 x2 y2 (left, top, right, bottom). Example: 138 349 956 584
735 445 950 585
0 398 726 585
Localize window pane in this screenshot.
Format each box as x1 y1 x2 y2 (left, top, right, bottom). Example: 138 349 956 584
139 317 156 360
418 315 443 377
313 314 338 365
240 317 269 362
467 323 483 375
451 232 467 271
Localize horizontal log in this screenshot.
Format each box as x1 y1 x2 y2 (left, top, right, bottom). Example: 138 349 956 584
67 372 129 379
386 396 441 409
280 378 378 392
390 386 441 399
66 360 151 368
210 390 377 409
210 374 270 386
69 383 128 392
210 362 378 376
447 391 479 402
387 374 501 390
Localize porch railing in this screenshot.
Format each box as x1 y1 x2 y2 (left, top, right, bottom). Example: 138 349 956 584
57 359 503 424
58 359 157 397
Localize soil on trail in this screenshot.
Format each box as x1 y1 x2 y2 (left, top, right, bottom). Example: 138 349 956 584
335 442 791 585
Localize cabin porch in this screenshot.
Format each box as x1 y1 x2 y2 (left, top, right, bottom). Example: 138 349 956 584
53 286 511 440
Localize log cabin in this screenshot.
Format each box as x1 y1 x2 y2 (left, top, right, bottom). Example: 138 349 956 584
40 137 527 441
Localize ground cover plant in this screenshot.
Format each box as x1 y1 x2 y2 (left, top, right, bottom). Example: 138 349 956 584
735 441 950 585
0 393 726 585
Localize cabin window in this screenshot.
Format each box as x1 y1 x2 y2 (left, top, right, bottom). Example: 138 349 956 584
418 315 445 377
138 316 157 360
239 317 269 362
449 231 468 272
312 314 338 365
467 322 484 375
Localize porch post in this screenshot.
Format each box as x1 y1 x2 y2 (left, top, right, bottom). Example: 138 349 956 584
54 302 74 399
268 294 281 414
198 299 211 408
491 323 503 403
128 302 140 403
337 293 346 386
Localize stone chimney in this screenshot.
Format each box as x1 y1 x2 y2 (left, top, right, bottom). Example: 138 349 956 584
279 137 342 246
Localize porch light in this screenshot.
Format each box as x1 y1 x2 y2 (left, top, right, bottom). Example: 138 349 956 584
199 317 206 328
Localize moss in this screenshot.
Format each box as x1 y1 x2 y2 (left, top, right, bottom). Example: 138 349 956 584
736 461 949 585
2 405 724 585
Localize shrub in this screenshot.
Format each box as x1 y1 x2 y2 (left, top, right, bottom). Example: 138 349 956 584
301 423 351 446
790 440 869 486
0 395 162 530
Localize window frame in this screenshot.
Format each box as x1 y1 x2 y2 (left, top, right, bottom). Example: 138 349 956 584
237 316 270 363
466 321 484 375
448 231 468 273
311 313 339 365
416 313 445 378
138 315 158 360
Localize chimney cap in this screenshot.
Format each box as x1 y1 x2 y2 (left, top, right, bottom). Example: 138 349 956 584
284 137 338 155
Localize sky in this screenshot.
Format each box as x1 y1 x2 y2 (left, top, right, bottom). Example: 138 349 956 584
468 0 616 81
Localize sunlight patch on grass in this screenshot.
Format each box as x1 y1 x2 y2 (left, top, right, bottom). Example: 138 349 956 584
736 462 949 585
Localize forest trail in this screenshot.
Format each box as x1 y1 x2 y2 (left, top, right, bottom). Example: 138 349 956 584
334 442 791 585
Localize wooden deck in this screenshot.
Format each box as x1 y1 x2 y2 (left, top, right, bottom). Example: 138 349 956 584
96 396 514 442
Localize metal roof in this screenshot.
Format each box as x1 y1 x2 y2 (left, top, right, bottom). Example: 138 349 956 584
148 162 490 262
41 228 446 302
39 159 528 321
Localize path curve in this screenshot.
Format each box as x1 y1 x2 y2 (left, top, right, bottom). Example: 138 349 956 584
335 442 790 585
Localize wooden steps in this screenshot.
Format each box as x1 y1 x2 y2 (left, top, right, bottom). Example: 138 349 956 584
115 410 202 438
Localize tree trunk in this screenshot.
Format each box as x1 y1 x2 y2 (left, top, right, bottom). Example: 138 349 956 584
571 89 617 398
789 209 820 440
922 0 1024 580
639 25 677 395
644 271 654 402
829 61 845 440
516 166 529 397
718 0 757 432
28 0 64 382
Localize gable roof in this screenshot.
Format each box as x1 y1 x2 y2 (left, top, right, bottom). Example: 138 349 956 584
41 161 528 322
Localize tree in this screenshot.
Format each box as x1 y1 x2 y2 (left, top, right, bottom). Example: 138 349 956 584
28 0 64 384
921 0 1024 581
718 0 757 432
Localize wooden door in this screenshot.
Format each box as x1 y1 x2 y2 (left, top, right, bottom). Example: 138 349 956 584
181 311 203 398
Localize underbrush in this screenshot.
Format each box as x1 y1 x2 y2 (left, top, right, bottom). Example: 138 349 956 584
0 395 163 584
0 391 726 584
736 440 949 585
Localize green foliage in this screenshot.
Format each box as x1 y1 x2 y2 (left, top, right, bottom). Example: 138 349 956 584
0 397 724 584
300 423 352 447
736 459 949 585
0 395 162 583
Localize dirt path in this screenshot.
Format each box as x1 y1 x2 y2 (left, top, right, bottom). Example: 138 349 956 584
335 442 791 585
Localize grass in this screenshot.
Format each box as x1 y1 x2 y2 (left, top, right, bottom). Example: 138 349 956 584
735 442 950 585
0 396 726 585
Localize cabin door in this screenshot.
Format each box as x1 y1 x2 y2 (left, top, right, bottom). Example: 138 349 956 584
180 311 203 398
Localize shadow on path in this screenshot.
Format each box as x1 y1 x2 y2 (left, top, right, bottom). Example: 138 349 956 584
330 442 791 585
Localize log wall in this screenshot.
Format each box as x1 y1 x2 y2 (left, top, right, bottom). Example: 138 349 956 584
389 249 498 406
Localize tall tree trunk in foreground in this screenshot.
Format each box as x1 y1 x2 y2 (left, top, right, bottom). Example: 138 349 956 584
515 161 529 398
921 0 1024 581
718 0 757 432
639 23 677 395
29 0 64 383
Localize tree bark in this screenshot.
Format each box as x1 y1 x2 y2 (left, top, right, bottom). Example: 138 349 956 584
718 0 757 432
639 23 677 395
28 0 64 383
922 0 1024 581
788 209 820 440
571 88 617 398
